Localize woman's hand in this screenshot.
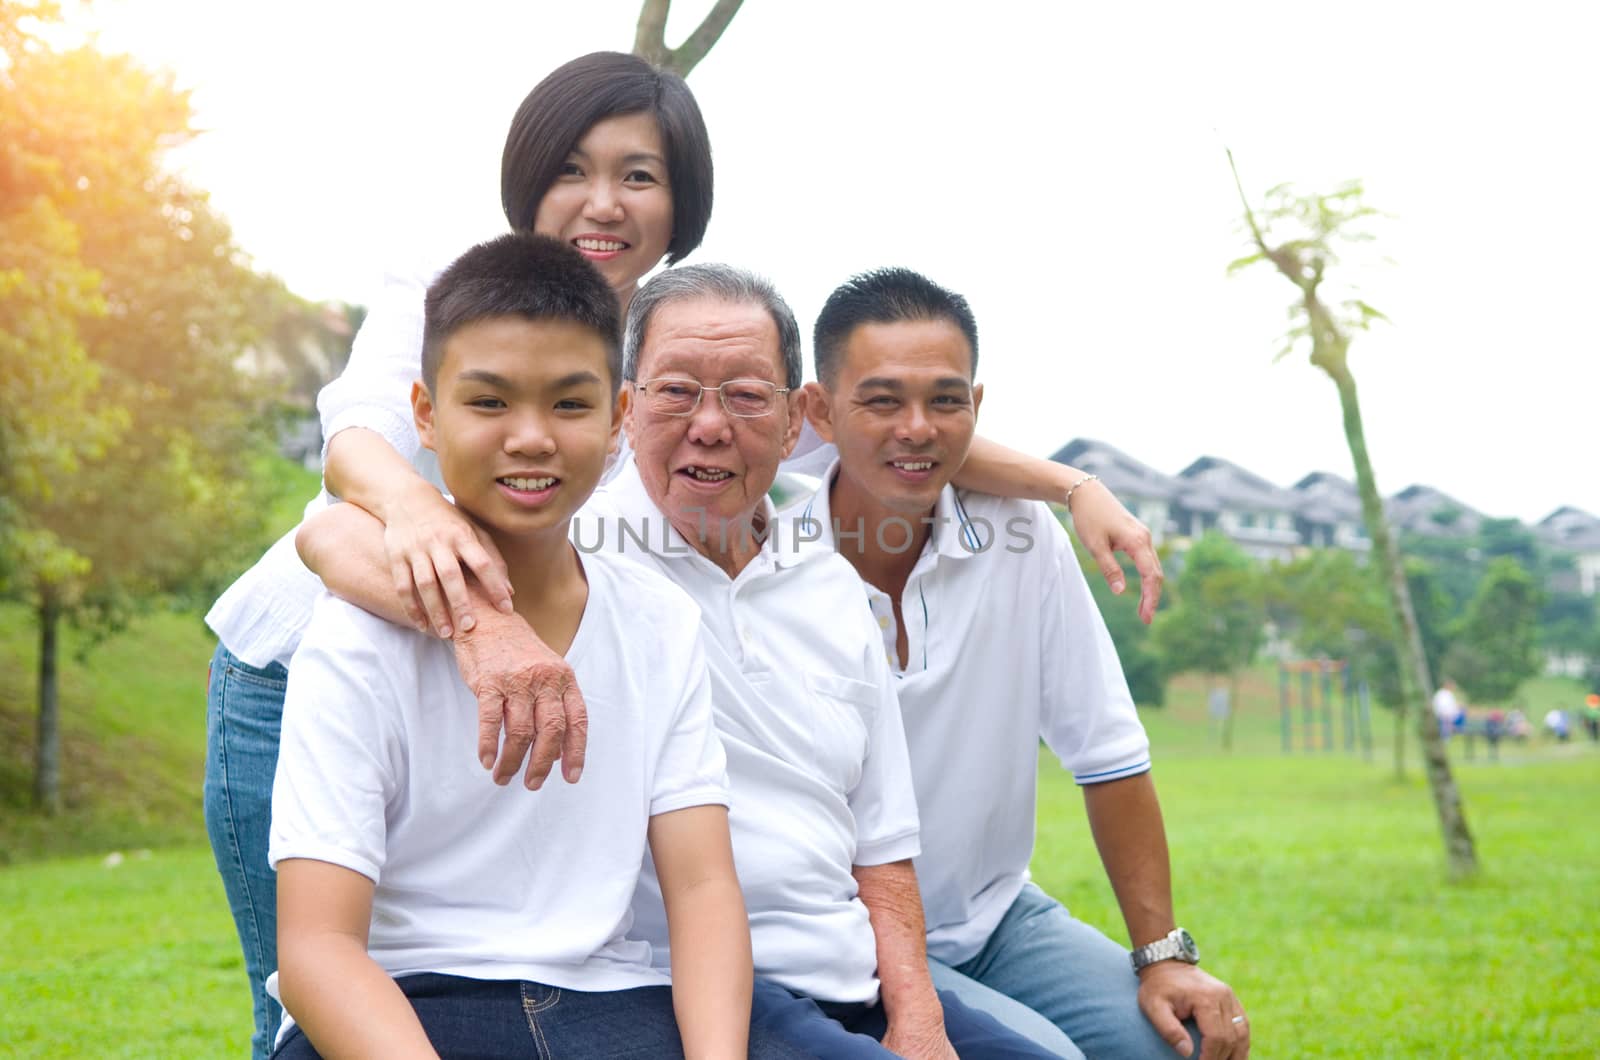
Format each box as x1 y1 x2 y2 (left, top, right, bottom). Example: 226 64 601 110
1066 478 1164 624
384 481 514 638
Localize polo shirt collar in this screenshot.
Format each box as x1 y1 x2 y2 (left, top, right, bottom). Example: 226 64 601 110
796 459 990 565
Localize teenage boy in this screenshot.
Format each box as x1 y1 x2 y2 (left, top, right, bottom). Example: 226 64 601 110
796 268 1250 1060
268 234 757 1059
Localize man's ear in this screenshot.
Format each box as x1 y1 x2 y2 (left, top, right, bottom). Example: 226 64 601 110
802 381 836 443
971 381 984 423
780 384 808 460
412 380 437 451
610 384 630 455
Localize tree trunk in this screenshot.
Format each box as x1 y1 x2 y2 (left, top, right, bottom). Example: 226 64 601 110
34 589 62 814
1393 684 1406 781
1327 366 1478 877
634 0 747 78
1223 672 1239 751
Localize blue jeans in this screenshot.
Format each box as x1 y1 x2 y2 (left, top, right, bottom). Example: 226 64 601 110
751 977 1064 1058
928 883 1199 1059
273 972 811 1058
203 643 288 1060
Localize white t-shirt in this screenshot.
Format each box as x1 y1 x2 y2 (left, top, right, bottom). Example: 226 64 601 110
580 460 920 1005
788 469 1151 965
268 549 729 996
1432 687 1461 722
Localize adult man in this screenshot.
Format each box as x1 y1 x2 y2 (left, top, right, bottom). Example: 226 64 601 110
793 267 1250 1059
301 264 1055 1058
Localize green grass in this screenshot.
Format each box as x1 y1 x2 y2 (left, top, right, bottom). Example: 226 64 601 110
0 846 250 1058
0 457 320 864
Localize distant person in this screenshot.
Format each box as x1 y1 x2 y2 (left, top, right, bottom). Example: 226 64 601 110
1507 708 1531 741
1543 707 1571 742
1432 681 1463 740
1484 708 1506 761
1583 694 1600 743
199 51 1161 1057
270 235 762 1057
791 267 1249 1058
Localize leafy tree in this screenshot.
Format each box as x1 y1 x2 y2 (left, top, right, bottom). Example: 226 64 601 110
2 5 284 810
1153 533 1263 748
1443 558 1543 704
1072 533 1165 707
1227 155 1478 876
633 0 747 76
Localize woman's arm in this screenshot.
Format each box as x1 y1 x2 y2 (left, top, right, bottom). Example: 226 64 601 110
649 805 752 1059
953 435 1164 623
276 858 439 1060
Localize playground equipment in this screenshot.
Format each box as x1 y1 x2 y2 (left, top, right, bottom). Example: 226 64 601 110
1278 659 1373 758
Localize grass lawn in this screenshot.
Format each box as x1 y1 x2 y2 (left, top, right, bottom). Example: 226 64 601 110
3 703 1596 1056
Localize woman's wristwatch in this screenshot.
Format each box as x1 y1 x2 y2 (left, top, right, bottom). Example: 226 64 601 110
1130 927 1200 971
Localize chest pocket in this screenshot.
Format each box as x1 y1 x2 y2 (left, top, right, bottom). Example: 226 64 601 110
802 671 880 796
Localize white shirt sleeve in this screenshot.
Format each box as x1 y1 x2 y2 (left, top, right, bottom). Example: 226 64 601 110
649 626 733 817
269 598 408 882
315 258 436 471
1035 507 1152 784
845 647 922 867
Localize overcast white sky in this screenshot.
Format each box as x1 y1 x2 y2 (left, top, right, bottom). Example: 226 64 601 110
61 0 1599 524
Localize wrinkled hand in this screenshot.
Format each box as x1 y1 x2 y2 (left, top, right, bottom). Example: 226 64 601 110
881 1017 958 1060
451 604 588 789
1137 961 1249 1060
384 485 513 637
1067 479 1164 624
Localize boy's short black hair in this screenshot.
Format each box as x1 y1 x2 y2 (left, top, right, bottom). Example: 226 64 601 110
501 51 714 266
812 267 980 387
421 233 622 391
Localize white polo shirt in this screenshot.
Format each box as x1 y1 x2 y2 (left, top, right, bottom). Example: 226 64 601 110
578 460 921 1005
269 549 729 995
788 467 1150 966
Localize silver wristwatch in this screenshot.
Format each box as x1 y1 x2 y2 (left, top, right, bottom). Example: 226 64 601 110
1129 927 1200 972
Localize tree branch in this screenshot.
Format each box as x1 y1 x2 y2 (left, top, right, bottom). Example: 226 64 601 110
633 0 747 78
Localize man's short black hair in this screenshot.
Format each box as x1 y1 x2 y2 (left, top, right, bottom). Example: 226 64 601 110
501 51 713 266
421 233 622 391
812 267 980 387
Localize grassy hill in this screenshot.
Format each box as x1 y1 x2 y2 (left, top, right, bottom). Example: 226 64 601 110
0 457 320 864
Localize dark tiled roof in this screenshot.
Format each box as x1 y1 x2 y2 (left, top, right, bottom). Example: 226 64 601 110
1050 437 1182 501
1176 455 1298 513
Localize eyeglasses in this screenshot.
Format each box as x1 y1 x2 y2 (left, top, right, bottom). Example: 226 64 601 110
636 377 791 418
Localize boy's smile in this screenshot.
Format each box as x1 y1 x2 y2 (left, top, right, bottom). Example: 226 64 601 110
413 316 621 551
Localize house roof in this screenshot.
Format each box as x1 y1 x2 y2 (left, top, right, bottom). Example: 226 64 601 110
1175 455 1298 514
1050 437 1183 501
1387 483 1485 537
1291 471 1364 524
1537 506 1600 552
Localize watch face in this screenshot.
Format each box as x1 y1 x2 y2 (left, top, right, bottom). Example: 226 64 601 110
1178 928 1200 962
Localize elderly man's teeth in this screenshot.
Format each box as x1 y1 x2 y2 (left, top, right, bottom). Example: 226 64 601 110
893 461 934 471
575 238 626 251
688 467 733 481
501 476 557 491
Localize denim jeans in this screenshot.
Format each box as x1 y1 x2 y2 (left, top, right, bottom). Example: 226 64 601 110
203 643 288 1060
273 972 811 1058
750 977 1064 1058
928 883 1200 1059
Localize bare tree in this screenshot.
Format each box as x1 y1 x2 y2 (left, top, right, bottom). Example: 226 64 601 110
633 0 747 77
1226 151 1479 879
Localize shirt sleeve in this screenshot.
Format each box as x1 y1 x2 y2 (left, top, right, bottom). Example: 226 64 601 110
649 625 732 817
268 598 407 882
846 635 921 866
315 257 436 471
1034 504 1152 784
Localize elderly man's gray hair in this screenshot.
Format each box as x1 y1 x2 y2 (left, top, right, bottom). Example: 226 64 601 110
622 264 803 390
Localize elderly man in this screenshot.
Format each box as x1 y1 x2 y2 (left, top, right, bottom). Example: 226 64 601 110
791 267 1250 1060
301 264 1056 1058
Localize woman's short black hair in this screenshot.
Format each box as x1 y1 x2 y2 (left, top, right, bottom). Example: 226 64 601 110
501 51 714 265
